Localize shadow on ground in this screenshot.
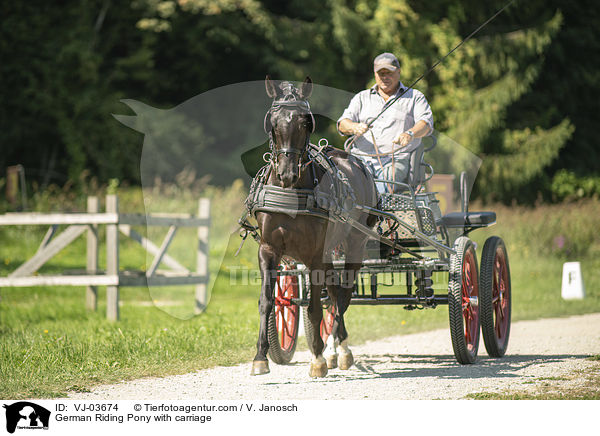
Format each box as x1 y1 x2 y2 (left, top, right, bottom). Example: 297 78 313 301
265 353 591 385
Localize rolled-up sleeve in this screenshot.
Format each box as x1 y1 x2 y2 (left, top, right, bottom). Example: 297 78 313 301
336 93 362 135
413 91 434 132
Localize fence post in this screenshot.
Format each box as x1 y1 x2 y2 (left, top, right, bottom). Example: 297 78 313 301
86 196 99 311
106 194 120 321
195 198 210 314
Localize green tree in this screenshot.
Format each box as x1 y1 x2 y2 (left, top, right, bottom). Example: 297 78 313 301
367 1 574 203
2 0 597 203
1 1 145 184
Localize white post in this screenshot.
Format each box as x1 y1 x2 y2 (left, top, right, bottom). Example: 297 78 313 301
195 198 210 314
86 196 99 311
106 195 120 321
562 262 585 300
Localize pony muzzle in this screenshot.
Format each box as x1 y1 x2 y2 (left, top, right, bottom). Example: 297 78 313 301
275 151 303 187
276 165 300 187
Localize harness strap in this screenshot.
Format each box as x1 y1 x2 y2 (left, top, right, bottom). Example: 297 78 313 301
245 144 358 222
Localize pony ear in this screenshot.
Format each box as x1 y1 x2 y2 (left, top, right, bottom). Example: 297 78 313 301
299 76 313 99
265 75 278 98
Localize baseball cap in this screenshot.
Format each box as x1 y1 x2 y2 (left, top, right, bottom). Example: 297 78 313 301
374 52 400 72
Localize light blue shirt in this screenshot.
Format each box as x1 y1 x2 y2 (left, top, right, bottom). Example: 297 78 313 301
337 82 433 166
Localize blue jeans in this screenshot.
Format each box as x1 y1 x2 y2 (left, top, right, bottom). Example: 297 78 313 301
365 160 410 194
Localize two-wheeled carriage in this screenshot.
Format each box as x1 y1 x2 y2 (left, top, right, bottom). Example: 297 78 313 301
263 155 511 367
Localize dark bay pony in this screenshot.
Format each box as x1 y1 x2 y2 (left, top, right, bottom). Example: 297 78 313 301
252 76 378 377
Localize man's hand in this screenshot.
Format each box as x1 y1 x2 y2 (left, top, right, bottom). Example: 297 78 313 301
338 119 369 136
394 121 431 148
349 122 369 136
394 132 413 148
352 123 369 136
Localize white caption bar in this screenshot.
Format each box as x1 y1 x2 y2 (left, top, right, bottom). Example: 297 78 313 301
0 400 596 436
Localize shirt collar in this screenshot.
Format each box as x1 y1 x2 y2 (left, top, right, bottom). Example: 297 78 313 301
370 81 407 97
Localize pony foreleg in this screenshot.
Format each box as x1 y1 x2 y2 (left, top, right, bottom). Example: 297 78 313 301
251 244 280 376
307 279 328 378
335 288 354 370
334 263 361 370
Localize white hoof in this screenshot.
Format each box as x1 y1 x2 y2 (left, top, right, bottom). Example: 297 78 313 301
251 360 270 376
339 351 354 370
326 353 338 369
338 340 354 370
309 355 328 378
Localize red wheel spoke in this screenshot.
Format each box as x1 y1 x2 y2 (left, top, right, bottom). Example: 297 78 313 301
271 264 300 355
282 309 291 334
460 248 479 353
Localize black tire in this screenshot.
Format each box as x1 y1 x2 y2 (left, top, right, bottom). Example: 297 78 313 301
267 264 300 364
480 236 511 357
302 298 336 355
448 236 480 364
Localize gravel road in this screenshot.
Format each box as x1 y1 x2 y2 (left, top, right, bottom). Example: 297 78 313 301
65 313 600 400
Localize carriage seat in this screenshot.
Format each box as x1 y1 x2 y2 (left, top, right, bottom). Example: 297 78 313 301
406 135 436 187
441 211 496 228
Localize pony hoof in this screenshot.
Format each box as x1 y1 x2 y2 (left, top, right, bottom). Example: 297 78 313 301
309 358 328 378
251 360 270 376
326 353 338 369
339 351 354 370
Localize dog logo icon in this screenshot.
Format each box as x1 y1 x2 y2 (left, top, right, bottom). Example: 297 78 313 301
3 402 50 433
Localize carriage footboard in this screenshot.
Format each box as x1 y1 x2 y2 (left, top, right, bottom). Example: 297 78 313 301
356 205 455 256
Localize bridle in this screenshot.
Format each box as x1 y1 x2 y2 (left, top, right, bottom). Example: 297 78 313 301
263 83 316 180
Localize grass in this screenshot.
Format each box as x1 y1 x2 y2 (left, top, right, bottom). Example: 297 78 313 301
0 255 262 398
1 184 599 399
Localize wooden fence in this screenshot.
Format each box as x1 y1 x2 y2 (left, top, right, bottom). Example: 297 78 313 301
0 194 210 321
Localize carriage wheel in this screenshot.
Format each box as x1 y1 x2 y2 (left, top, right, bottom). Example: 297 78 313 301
448 236 480 364
480 236 511 357
302 298 337 354
267 263 300 364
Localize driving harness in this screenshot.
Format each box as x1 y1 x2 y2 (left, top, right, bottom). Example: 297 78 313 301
238 85 360 247
245 143 358 221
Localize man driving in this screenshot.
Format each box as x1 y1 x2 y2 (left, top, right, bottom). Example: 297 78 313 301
337 52 434 192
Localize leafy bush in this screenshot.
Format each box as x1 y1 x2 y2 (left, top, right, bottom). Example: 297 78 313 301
551 170 600 201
